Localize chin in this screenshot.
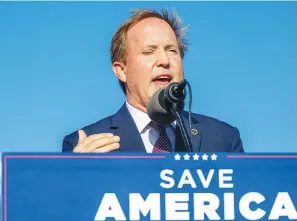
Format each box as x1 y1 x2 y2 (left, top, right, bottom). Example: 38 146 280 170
154 83 169 90
149 87 160 97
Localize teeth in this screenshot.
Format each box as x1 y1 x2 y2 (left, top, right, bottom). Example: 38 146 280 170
156 76 170 80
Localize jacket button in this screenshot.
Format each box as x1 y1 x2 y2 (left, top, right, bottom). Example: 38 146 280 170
191 128 199 135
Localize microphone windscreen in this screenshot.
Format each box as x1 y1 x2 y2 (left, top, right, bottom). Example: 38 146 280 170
147 89 176 125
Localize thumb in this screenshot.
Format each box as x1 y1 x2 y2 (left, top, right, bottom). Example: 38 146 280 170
78 130 87 144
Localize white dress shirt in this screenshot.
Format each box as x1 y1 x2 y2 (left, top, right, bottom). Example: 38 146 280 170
126 101 176 153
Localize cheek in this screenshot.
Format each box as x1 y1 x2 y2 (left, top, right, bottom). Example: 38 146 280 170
171 58 183 75
139 57 154 70
135 57 155 80
126 58 154 89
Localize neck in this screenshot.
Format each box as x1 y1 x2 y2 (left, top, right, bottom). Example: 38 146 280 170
126 98 147 113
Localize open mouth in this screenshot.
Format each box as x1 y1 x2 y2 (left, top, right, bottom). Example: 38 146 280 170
152 75 173 85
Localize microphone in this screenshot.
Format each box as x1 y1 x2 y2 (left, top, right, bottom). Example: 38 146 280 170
147 79 187 125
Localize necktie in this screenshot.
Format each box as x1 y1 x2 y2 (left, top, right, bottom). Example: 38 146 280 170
149 121 173 153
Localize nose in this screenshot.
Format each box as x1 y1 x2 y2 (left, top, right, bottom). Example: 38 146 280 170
155 50 170 68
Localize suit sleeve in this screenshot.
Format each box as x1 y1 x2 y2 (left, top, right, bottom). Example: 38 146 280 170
230 127 244 152
62 132 79 152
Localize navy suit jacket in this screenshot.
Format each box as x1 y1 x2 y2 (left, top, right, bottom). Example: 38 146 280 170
62 104 244 152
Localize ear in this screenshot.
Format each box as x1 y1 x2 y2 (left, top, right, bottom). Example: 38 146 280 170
112 61 126 83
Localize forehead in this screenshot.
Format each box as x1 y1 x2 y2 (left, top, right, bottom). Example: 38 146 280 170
126 17 178 47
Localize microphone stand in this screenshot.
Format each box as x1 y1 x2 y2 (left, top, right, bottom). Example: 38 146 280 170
170 104 193 152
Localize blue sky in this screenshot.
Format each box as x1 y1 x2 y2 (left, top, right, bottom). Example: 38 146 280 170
0 2 296 152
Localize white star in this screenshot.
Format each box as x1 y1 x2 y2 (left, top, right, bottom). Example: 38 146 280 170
174 154 181 160
183 154 190 160
202 153 209 161
211 153 218 161
193 154 200 160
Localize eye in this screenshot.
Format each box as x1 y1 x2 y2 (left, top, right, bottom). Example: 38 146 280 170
142 49 155 55
168 48 178 53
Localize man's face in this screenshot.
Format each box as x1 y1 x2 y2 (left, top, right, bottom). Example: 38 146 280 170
121 17 184 112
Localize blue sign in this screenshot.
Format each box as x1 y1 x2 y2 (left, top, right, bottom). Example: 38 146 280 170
2 153 297 221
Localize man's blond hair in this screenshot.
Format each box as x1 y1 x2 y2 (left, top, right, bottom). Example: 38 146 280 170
110 8 189 94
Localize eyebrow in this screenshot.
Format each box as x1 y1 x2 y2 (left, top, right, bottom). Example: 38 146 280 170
143 44 158 49
143 44 178 49
164 44 178 50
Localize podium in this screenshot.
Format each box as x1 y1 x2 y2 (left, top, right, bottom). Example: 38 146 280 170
2 153 297 221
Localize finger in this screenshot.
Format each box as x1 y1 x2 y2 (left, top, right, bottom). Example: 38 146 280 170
92 143 120 152
74 133 113 152
83 136 120 152
78 130 87 144
79 133 114 148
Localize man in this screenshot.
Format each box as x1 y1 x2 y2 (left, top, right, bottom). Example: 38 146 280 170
62 9 244 153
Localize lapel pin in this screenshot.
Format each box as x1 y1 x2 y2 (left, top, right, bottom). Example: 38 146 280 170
191 128 199 136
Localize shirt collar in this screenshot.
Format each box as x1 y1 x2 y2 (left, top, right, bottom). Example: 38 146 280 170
125 101 176 133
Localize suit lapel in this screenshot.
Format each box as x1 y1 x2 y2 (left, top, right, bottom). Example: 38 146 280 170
109 104 146 152
109 104 201 152
175 111 202 152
